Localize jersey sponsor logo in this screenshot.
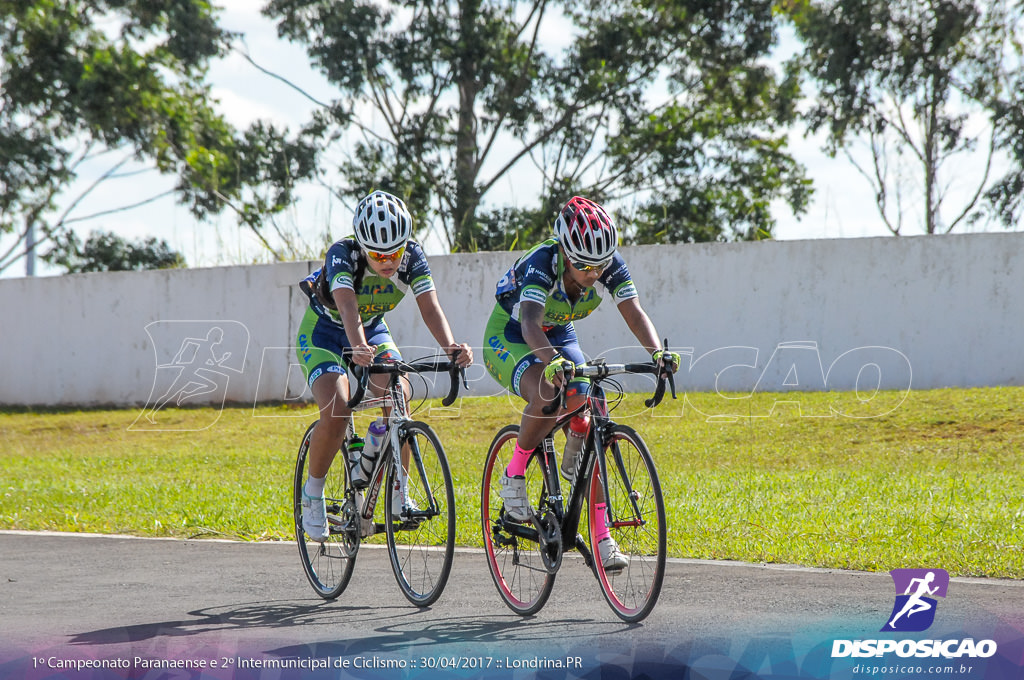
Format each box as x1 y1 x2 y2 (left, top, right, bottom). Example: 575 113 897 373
521 287 548 305
361 282 396 296
615 282 637 300
524 264 553 285
298 333 312 362
488 335 511 362
360 302 397 315
308 367 323 385
332 255 343 266
512 360 530 395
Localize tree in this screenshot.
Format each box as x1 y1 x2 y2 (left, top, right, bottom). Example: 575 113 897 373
0 1 320 274
786 0 1024 235
263 0 811 250
43 230 185 273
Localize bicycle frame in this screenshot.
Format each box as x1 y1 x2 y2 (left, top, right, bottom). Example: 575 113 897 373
498 369 666 567
347 359 465 528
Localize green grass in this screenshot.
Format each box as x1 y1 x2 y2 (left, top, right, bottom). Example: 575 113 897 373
1 387 1022 578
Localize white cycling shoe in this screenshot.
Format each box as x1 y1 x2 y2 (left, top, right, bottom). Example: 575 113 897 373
498 471 533 521
391 490 420 518
301 492 329 542
597 537 628 572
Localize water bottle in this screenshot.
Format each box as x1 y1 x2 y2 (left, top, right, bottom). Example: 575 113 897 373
560 413 590 483
346 434 365 487
352 418 386 489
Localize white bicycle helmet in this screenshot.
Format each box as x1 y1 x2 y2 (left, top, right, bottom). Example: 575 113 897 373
352 190 412 254
553 196 618 265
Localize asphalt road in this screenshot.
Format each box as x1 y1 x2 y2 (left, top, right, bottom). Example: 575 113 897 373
1 531 1022 678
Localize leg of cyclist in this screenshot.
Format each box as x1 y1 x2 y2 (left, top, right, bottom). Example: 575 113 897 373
296 309 360 542
500 354 588 521
302 372 353 541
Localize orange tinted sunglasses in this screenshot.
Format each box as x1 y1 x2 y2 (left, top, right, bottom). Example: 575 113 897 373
366 246 405 263
569 257 611 273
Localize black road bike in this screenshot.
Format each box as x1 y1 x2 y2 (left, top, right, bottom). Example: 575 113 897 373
481 356 676 622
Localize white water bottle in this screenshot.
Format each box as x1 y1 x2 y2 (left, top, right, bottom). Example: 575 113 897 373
352 418 386 489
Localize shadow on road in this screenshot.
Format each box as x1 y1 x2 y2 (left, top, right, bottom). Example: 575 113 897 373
67 598 635 653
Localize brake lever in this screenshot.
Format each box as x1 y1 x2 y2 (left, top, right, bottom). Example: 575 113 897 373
345 362 369 409
540 364 568 415
441 349 464 407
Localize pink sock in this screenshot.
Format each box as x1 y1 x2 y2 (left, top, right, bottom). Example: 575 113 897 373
593 502 611 542
505 441 533 477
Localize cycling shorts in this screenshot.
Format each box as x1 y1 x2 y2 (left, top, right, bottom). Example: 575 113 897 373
482 305 589 398
295 306 400 388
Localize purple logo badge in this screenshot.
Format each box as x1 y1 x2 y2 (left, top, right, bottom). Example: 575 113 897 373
882 568 949 632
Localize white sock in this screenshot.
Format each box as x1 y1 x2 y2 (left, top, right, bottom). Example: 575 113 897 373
304 474 326 498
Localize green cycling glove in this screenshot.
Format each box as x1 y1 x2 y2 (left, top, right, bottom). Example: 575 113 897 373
652 349 680 372
543 354 573 382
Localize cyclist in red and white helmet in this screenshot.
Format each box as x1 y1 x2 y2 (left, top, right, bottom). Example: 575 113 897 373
482 196 679 572
554 196 619 266
295 189 473 542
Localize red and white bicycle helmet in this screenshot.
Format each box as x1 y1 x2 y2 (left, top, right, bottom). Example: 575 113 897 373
353 190 412 254
553 196 618 265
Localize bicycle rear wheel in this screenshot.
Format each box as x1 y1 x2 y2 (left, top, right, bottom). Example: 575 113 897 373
294 421 358 599
481 424 555 616
385 421 455 607
588 424 666 622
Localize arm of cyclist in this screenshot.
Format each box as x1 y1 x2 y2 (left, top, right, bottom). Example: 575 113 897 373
616 297 680 373
519 300 574 387
415 290 473 367
332 287 376 367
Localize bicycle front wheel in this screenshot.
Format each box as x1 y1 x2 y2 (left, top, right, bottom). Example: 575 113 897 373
294 421 357 599
385 421 455 607
481 424 555 616
588 424 666 622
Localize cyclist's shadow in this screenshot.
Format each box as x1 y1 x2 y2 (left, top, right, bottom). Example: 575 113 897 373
69 599 636 653
267 612 637 659
66 600 382 646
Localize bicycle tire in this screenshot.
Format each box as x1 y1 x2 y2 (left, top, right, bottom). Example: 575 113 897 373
588 424 666 622
481 424 556 616
384 421 456 607
294 421 358 599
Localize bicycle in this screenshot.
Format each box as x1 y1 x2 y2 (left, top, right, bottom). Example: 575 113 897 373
293 354 467 606
480 354 676 622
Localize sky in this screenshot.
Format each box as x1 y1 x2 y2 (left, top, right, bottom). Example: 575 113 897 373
2 2 1016 278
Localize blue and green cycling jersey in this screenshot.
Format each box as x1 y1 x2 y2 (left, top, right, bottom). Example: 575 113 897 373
300 236 435 329
494 238 637 327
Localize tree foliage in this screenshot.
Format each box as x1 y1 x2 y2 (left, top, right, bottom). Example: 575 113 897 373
43 230 185 273
263 0 811 250
0 0 321 273
786 0 1024 234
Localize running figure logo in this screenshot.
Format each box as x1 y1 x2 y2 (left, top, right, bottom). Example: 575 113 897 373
131 321 249 431
882 568 949 632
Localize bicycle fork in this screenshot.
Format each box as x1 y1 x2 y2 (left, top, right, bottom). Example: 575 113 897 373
593 427 645 531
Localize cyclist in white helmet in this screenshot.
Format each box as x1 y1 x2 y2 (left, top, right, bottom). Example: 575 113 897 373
296 190 473 542
482 196 679 572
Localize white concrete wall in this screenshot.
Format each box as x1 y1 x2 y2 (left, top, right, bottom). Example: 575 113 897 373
1 232 1020 407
